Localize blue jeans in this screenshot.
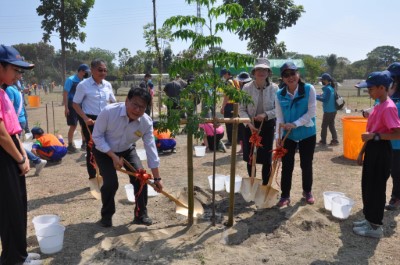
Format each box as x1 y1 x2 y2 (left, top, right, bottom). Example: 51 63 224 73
25 148 41 164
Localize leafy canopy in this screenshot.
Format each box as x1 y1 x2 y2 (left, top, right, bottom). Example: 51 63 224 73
223 0 304 57
37 0 95 51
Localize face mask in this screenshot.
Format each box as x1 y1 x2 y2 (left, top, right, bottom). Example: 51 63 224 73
84 73 89 79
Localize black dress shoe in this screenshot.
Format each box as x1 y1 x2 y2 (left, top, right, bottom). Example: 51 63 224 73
132 215 153 226
97 218 112 227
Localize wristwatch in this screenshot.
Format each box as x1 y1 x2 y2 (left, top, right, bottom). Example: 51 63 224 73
373 133 381 141
17 156 26 164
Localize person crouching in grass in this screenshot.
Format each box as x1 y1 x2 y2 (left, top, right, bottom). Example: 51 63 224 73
354 71 400 238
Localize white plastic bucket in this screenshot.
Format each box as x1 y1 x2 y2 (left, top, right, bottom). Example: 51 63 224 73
25 132 33 140
194 146 206 157
225 176 242 193
73 139 82 148
22 142 33 150
124 184 135 202
208 174 226 191
323 191 345 211
136 149 147 160
32 215 60 232
148 184 159 197
36 224 65 254
331 196 354 219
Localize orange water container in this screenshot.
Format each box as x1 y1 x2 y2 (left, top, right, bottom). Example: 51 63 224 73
342 116 367 160
28 95 40 107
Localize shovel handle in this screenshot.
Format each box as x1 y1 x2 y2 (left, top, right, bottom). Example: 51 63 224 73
117 167 188 209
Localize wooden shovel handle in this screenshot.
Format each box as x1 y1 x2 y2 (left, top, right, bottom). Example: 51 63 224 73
117 167 188 209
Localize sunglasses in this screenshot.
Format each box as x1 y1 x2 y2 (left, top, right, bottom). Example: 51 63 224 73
282 71 297 78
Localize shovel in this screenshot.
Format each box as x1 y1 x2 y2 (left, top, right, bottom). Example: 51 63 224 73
89 166 103 200
254 125 291 209
240 119 264 202
86 124 103 200
119 158 204 217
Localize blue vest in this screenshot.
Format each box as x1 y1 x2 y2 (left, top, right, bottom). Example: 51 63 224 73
277 83 316 141
390 92 400 150
317 85 336 113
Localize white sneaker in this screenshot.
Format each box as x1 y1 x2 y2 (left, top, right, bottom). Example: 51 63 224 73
27 253 41 260
34 160 47 176
25 132 33 140
353 222 383 238
23 258 43 265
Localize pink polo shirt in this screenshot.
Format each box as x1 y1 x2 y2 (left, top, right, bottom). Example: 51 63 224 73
367 98 400 133
0 89 22 135
199 123 224 136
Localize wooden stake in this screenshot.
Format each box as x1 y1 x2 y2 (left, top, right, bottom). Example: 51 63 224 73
52 101 55 134
45 103 49 133
227 103 239 227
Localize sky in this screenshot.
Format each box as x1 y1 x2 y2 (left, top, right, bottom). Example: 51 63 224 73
1 0 399 63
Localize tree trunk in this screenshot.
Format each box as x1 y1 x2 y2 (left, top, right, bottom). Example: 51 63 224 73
60 0 66 95
187 132 194 225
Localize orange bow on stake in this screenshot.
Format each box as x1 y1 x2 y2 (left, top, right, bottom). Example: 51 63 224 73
271 147 288 160
249 132 263 148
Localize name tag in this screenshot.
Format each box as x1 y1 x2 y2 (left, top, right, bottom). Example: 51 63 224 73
135 130 143 137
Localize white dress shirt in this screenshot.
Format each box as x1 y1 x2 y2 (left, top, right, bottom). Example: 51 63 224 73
92 103 160 169
73 76 116 115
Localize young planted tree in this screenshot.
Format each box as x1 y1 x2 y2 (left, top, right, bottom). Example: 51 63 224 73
163 0 263 224
37 0 95 86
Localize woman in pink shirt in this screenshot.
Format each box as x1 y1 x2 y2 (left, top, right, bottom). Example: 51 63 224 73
199 122 226 152
0 45 42 265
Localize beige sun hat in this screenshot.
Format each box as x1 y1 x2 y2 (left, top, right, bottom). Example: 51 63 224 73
251 58 271 75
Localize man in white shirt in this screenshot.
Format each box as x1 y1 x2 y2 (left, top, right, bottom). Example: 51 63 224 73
73 59 116 191
92 87 163 227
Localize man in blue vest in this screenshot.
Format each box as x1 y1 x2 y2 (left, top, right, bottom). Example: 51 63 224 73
63 64 90 153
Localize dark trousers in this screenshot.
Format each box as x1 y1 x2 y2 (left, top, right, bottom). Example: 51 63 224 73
281 135 316 198
320 111 338 142
243 121 275 185
390 149 400 199
362 140 391 225
93 146 148 221
0 136 28 265
78 114 97 179
206 133 224 151
223 103 234 143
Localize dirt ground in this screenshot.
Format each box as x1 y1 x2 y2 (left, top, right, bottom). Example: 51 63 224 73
5 91 400 264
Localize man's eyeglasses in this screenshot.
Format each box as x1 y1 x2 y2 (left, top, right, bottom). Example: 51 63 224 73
13 68 24 74
97 68 108 73
128 101 147 111
282 71 296 78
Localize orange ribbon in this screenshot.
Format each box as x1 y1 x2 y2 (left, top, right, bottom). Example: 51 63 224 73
132 168 153 207
249 132 263 147
271 147 288 160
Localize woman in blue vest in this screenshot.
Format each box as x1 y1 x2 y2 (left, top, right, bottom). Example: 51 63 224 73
275 62 317 207
316 73 339 145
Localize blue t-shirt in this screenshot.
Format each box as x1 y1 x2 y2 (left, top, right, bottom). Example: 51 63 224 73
64 74 82 101
5 85 26 123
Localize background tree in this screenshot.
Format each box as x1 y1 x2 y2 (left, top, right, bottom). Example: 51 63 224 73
326 54 338 75
366 45 400 69
224 0 304 57
37 0 95 86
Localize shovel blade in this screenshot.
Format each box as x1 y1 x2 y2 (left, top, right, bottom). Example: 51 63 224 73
89 175 103 200
175 192 204 217
254 184 280 209
240 177 262 202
